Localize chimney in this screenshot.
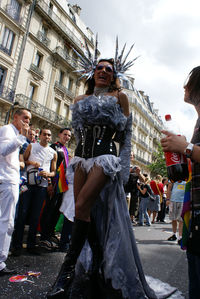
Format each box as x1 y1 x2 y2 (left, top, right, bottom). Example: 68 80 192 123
139 90 144 96
72 5 81 16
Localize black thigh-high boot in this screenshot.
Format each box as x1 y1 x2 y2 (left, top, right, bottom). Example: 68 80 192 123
47 219 89 298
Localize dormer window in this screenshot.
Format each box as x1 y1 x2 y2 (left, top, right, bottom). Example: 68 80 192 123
69 10 76 23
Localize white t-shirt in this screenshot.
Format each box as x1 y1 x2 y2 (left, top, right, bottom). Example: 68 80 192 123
27 143 56 187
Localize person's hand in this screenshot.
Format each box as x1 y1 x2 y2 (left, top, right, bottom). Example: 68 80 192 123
20 120 29 137
161 131 188 153
135 167 141 175
34 162 40 168
39 170 49 178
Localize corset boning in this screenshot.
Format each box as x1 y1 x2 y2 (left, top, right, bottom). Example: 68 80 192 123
75 125 117 159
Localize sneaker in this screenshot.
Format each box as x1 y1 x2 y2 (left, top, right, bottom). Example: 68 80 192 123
50 235 60 245
39 240 53 251
132 219 138 225
167 234 177 241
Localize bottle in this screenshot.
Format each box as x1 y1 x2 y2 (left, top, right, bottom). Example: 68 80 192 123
36 167 43 184
164 114 189 182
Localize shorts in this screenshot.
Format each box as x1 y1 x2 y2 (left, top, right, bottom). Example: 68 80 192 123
169 202 183 221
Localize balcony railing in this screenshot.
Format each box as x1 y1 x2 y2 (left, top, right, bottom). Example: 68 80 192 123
52 46 77 70
37 31 50 47
138 138 148 149
15 94 71 127
139 122 149 135
29 64 44 79
0 85 15 103
35 1 83 51
54 81 75 99
135 154 150 165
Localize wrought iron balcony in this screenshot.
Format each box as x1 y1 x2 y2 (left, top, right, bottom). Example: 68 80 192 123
37 31 50 47
135 154 150 165
138 138 148 149
15 94 71 127
29 64 44 79
35 1 83 51
52 46 77 70
139 122 149 135
0 85 15 103
54 81 75 99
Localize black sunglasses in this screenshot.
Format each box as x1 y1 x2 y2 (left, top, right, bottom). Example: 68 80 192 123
96 64 113 73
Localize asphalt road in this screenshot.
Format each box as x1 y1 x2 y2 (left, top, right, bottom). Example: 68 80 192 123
0 218 188 299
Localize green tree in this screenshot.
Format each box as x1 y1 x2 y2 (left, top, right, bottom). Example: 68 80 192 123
148 143 167 178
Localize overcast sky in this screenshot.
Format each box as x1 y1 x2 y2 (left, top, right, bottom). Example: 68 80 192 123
71 0 200 140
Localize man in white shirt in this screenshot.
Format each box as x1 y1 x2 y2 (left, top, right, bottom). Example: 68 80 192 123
0 108 31 276
11 128 57 255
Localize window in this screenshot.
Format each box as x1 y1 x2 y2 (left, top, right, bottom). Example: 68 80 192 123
68 78 73 91
0 27 15 55
64 45 69 55
41 25 48 37
8 0 21 21
49 2 53 10
69 10 76 23
53 99 60 114
34 52 43 67
59 70 64 85
63 104 69 118
29 84 36 100
0 66 6 87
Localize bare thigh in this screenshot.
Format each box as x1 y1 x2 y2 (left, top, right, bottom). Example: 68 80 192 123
74 164 108 221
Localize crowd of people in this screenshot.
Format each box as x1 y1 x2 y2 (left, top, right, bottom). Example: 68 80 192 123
0 44 199 299
124 166 185 244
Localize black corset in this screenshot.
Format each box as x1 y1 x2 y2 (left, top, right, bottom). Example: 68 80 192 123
75 125 117 159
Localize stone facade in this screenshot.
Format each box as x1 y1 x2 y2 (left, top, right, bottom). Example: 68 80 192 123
122 78 163 174
0 0 163 161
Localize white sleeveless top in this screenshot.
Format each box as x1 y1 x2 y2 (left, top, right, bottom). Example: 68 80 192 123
27 143 56 187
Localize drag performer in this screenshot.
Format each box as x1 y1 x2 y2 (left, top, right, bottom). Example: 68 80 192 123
47 38 175 299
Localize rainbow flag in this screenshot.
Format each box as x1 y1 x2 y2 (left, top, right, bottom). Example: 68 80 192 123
56 161 68 193
181 160 192 250
55 145 69 194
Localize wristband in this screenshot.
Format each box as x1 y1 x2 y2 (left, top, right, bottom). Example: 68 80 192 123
184 143 194 158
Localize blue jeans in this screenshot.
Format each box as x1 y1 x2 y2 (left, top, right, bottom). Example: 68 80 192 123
187 251 200 299
12 185 47 249
139 197 151 225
